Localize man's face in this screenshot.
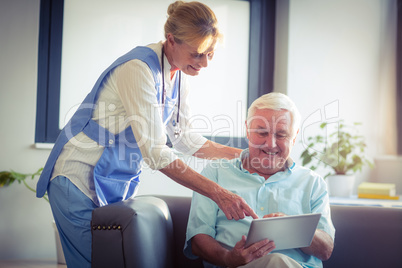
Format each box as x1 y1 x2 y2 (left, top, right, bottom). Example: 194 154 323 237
246 108 297 177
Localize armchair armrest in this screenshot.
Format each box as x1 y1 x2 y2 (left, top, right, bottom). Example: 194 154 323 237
91 196 174 268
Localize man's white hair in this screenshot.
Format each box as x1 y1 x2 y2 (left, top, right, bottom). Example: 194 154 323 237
246 92 301 138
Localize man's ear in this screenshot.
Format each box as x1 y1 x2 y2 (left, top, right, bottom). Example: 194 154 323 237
245 120 249 140
292 129 300 145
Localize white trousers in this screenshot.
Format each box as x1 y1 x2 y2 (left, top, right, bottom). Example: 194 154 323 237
238 253 303 268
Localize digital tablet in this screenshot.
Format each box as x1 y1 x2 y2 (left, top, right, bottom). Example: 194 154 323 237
245 213 321 250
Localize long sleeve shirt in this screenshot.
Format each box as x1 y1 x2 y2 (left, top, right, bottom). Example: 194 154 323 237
51 42 207 204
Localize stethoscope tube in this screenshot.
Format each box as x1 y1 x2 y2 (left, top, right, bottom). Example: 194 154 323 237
161 46 181 137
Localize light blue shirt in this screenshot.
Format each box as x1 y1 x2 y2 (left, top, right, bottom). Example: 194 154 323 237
184 149 335 268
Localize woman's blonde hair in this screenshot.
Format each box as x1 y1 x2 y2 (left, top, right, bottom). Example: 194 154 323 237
164 1 222 53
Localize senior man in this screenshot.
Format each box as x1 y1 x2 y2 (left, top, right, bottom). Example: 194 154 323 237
184 92 335 268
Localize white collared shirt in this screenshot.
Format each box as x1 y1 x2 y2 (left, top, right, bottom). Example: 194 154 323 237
52 42 207 204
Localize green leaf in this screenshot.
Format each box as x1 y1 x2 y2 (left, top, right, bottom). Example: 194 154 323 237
302 154 312 166
300 150 309 158
0 171 15 187
0 168 47 202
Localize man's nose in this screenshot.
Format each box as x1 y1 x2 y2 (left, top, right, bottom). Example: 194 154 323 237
265 134 276 148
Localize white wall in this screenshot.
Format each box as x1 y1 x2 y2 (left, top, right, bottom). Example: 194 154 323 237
0 0 56 260
0 0 399 261
281 0 398 191
0 0 239 260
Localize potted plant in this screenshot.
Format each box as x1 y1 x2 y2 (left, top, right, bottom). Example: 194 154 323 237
0 168 65 264
0 168 47 200
300 121 374 197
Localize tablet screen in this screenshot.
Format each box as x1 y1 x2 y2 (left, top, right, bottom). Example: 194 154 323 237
245 213 321 251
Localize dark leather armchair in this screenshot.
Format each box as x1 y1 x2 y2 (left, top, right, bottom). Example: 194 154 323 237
91 196 176 268
91 196 203 268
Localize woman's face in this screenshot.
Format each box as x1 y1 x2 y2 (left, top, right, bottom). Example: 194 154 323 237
167 35 215 76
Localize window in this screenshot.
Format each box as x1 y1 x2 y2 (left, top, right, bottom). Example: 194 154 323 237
35 0 276 148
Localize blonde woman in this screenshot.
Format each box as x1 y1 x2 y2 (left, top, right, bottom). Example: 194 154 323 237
37 1 257 266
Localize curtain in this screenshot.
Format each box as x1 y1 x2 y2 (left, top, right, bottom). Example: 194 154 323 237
247 0 276 107
378 0 399 155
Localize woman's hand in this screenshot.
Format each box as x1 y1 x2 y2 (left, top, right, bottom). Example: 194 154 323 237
213 187 258 220
160 159 258 220
223 235 276 268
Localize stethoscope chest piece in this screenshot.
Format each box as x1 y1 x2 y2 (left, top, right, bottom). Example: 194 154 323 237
174 127 182 138
162 45 182 138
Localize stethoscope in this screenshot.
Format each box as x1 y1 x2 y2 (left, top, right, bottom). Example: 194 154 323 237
161 46 182 138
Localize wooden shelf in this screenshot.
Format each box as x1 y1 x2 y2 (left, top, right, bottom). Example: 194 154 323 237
330 195 402 208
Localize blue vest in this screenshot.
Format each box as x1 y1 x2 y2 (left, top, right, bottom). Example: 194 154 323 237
36 46 179 206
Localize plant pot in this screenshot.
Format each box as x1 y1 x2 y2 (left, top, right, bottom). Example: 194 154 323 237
52 221 66 264
326 175 355 197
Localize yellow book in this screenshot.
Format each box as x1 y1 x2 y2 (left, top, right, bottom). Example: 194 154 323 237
358 193 400 200
357 182 396 196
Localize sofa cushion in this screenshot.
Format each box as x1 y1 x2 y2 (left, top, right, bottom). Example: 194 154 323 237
155 195 204 268
323 205 402 268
